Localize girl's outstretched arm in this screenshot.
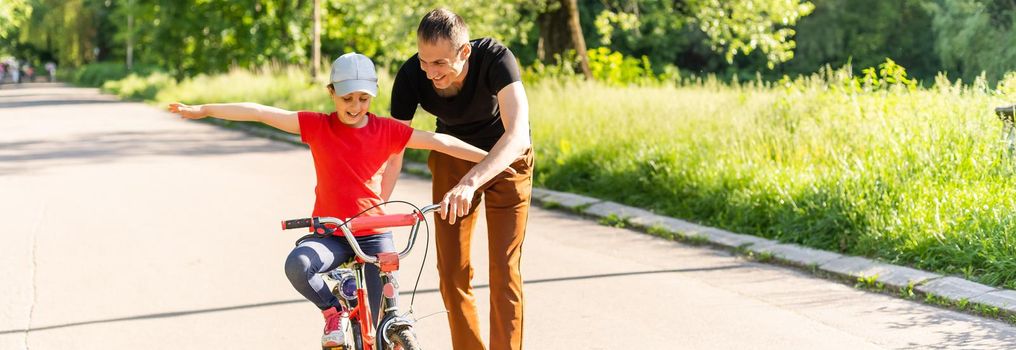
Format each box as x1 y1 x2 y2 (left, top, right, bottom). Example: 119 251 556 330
168 102 300 134
405 130 488 163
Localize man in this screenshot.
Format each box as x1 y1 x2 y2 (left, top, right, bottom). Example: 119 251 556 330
387 8 532 350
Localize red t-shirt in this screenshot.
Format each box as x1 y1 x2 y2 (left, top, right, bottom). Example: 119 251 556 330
298 111 413 236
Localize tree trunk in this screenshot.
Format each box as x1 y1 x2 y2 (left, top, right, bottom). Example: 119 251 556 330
126 0 133 70
311 0 321 80
537 3 570 63
537 0 592 79
563 0 592 79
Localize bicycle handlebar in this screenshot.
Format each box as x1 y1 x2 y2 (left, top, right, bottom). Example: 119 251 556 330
280 204 441 264
281 218 313 230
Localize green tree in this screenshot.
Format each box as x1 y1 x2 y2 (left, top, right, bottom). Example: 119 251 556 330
694 0 815 68
0 0 32 42
583 0 814 71
927 0 1016 82
319 0 536 71
13 0 109 66
787 0 940 81
106 1 314 76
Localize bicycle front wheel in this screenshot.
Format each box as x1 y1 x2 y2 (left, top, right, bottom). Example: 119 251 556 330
388 326 421 350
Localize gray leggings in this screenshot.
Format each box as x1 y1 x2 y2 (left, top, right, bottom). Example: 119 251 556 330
284 232 395 323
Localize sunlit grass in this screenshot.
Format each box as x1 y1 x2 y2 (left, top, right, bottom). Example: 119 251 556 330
529 74 1016 288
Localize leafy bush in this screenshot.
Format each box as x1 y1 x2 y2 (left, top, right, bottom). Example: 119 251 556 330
995 71 1016 101
524 47 663 86
101 72 177 100
586 46 657 86
522 50 580 84
71 62 159 87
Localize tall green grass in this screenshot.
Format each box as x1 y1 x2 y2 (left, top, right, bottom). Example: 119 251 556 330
113 65 1016 288
531 71 1016 288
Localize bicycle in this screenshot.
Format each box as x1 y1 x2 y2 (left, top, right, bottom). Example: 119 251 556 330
282 202 440 350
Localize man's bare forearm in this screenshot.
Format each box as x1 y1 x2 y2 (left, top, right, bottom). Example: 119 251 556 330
458 130 528 187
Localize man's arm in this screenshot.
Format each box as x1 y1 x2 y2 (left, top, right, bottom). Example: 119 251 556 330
168 102 300 134
439 81 530 224
380 119 412 201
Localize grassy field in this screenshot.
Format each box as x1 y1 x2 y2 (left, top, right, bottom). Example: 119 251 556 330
530 71 1016 289
104 66 1016 289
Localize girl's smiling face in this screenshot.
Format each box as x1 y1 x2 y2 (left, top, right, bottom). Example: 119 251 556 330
328 86 371 127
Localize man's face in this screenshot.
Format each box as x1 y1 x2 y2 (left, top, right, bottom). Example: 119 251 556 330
417 38 469 90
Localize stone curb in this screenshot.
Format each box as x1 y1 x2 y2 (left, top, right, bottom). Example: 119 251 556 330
916 277 996 302
971 290 1016 315
818 256 941 290
745 241 843 269
531 188 601 212
200 116 1016 321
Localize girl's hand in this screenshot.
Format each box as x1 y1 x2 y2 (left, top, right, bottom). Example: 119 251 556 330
168 103 208 120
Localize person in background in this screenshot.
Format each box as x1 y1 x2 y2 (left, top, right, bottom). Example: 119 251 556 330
11 62 20 84
45 62 56 81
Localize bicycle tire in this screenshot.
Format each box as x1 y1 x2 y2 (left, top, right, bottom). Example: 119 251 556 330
350 322 364 350
388 326 421 350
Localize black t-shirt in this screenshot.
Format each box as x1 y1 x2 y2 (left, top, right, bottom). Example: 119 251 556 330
391 37 522 151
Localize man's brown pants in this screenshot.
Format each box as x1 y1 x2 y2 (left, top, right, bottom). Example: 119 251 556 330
428 148 533 350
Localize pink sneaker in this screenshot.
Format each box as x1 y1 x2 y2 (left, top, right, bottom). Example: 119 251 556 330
321 307 347 348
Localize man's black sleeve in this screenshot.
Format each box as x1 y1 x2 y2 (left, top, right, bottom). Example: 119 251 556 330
487 46 522 94
390 60 419 121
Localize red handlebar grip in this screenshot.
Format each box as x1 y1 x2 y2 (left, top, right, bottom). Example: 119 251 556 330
347 213 423 232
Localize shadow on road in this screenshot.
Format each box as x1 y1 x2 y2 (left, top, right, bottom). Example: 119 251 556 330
0 130 300 175
0 84 122 108
0 265 744 335
0 99 125 109
3 240 1013 348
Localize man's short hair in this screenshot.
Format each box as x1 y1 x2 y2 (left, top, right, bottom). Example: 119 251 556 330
417 8 470 49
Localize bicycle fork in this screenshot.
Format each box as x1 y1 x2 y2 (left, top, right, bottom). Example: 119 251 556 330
375 253 416 348
330 260 415 350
